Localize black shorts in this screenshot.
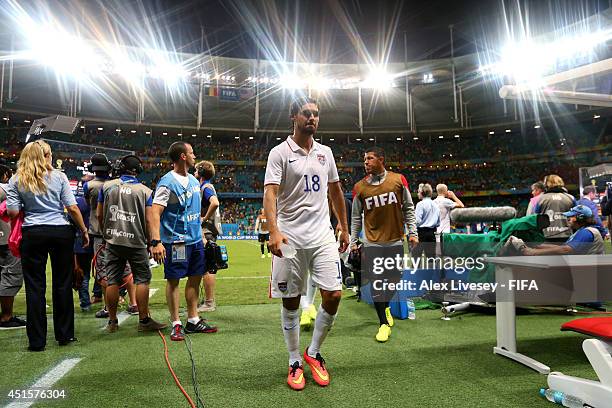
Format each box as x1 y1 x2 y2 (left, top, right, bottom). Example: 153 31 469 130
258 233 270 243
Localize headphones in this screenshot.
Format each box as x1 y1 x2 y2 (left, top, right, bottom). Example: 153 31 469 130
87 153 112 173
116 154 144 175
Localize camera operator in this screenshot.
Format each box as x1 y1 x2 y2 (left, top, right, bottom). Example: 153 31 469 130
97 155 167 333
195 160 222 313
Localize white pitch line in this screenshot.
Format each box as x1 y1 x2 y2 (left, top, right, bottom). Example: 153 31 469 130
4 358 82 408
100 288 158 330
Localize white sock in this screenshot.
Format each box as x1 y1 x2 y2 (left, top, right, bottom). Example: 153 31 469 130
172 320 182 327
187 316 200 325
281 306 301 366
300 275 317 310
308 305 336 357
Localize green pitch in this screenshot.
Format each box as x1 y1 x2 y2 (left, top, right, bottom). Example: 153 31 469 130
0 240 604 407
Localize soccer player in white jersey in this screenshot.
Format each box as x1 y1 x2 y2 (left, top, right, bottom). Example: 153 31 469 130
264 97 349 391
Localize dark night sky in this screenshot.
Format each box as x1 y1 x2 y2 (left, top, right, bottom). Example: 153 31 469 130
3 0 610 62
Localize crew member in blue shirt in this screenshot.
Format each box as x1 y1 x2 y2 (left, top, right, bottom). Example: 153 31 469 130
413 183 440 258
148 142 217 342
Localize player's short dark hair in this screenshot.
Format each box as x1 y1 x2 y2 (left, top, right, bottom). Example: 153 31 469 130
0 164 12 181
365 146 385 160
168 142 190 163
583 185 597 195
290 97 318 117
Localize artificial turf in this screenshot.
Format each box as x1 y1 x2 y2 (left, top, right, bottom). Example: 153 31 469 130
0 240 605 407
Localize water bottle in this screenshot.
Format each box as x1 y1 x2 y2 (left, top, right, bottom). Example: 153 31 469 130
539 389 587 408
560 394 587 408
540 388 563 404
279 243 297 259
407 298 416 320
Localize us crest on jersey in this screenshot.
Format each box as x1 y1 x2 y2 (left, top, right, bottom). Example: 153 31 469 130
317 154 326 166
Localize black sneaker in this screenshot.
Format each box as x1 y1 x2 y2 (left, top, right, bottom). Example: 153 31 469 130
185 319 217 334
95 308 109 318
0 316 26 330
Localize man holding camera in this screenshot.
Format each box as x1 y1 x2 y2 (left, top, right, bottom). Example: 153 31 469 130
195 160 223 313
97 155 167 333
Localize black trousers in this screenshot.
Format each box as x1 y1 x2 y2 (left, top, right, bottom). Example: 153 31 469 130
413 227 437 258
21 225 75 348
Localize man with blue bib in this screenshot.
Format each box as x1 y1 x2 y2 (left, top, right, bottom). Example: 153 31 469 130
149 142 217 341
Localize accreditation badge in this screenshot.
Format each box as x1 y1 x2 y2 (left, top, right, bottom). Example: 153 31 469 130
172 241 186 263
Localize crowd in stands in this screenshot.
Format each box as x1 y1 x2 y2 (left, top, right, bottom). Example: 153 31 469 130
1 116 609 234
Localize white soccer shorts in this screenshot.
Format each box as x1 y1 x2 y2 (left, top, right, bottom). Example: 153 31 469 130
270 242 342 298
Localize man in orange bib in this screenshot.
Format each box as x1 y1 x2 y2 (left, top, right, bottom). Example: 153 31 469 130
350 147 418 342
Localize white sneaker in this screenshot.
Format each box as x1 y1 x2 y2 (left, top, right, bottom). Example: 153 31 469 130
267 253 271 258
197 301 216 312
260 254 265 259
149 258 158 268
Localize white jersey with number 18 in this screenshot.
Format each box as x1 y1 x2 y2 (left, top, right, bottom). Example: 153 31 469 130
264 136 339 249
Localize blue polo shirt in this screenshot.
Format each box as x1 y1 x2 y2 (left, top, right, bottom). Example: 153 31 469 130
6 170 77 227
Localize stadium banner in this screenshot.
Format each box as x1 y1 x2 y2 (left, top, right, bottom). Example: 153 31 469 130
219 235 258 240
219 87 240 102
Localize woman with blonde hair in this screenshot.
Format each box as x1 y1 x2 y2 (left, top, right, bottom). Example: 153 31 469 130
6 140 89 351
535 174 576 243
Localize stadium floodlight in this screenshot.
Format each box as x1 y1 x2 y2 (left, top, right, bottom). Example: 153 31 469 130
234 136 239 140
24 119 31 123
178 133 182 136
454 134 460 138
413 137 419 140
489 131 494 135
329 138 335 141
2 117 8 121
23 24 102 78
279 73 306 89
130 130 136 134
191 134 196 137
361 67 394 90
594 114 601 119
162 132 168 135
276 137 281 140
249 136 254 140
80 125 85 129
396 137 402 141
145 131 151 135
438 135 444 139
356 138 362 141
534 125 541 129
490 30 612 87
116 128 121 132
310 76 332 91
207 135 212 138
505 129 511 133
97 127 103 131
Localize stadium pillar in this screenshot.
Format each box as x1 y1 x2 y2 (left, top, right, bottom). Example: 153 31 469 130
197 76 204 130
450 25 458 123
459 85 464 127
358 86 363 134
405 77 411 127
0 61 4 109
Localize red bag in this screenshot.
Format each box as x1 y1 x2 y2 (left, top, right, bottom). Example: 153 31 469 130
0 201 24 258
